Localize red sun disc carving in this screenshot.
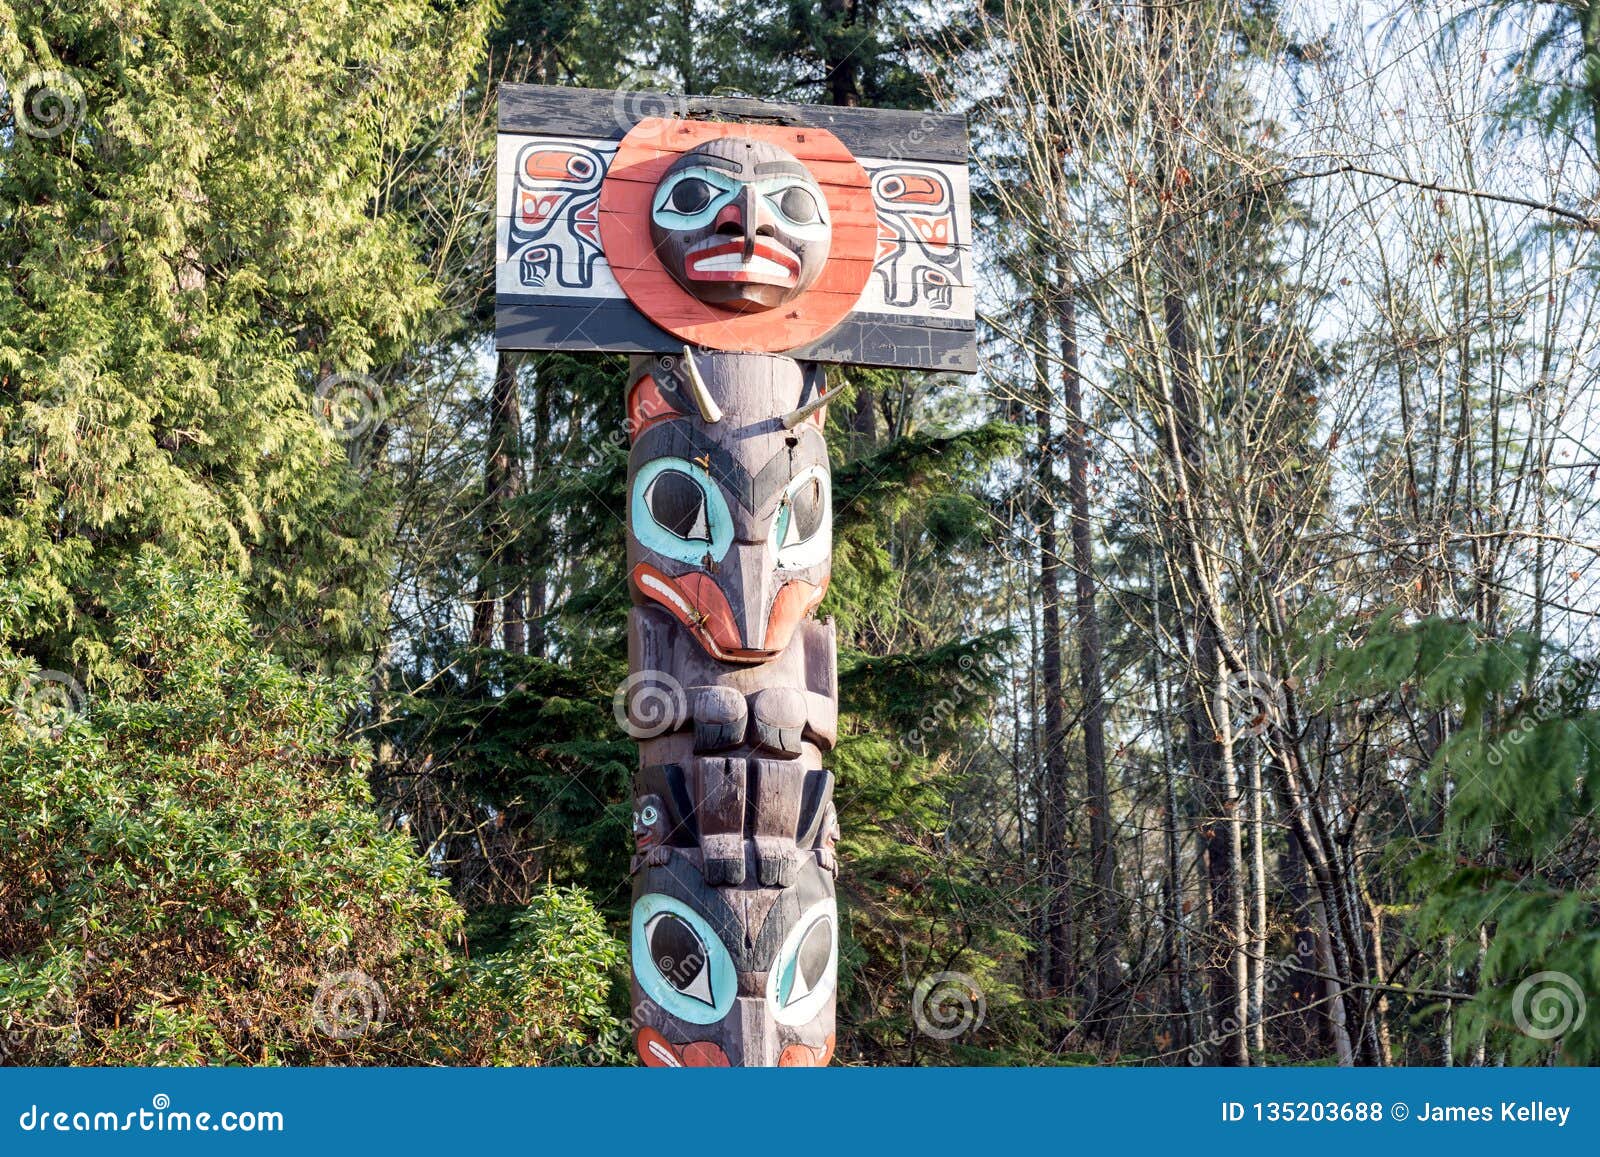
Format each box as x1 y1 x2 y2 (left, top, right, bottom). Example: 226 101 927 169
599 118 876 353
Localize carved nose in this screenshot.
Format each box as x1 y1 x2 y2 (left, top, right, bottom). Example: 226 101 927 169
722 543 773 652
730 995 779 1067
709 187 768 260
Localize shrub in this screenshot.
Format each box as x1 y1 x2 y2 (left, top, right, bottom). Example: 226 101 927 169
0 556 626 1065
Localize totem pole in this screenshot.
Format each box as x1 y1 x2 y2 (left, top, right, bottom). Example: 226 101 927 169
494 87 973 1066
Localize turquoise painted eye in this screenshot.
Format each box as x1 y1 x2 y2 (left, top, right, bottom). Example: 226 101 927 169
756 176 830 240
633 894 737 1025
670 177 717 215
632 457 734 565
767 898 838 1026
652 167 740 231
646 470 709 541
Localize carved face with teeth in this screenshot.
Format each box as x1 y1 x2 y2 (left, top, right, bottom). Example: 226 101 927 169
648 138 832 312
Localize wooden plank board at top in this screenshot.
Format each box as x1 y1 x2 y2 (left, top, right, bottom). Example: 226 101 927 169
498 85 967 165
496 299 975 373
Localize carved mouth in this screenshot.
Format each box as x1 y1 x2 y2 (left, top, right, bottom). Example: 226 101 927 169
684 238 801 287
637 1027 731 1068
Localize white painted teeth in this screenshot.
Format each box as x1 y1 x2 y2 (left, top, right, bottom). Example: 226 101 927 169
692 255 794 279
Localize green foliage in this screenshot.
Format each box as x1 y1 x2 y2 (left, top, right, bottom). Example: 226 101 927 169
0 0 492 676
1320 615 1600 1064
0 557 625 1065
1441 2 1600 159
720 0 938 109
436 888 631 1066
829 421 1022 644
387 649 636 909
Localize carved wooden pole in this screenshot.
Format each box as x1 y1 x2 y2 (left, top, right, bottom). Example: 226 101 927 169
493 87 973 1066
623 350 839 1066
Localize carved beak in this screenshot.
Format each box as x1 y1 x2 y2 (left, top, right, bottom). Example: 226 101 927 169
719 546 825 654
631 559 824 663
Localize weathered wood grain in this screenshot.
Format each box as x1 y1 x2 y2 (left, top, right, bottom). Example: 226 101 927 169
496 299 977 372
500 84 967 164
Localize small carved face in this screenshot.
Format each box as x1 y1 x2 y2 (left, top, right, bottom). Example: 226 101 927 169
649 137 832 312
634 794 666 852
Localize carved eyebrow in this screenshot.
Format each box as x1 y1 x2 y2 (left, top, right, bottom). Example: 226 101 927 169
634 421 825 514
754 161 810 178
688 154 744 173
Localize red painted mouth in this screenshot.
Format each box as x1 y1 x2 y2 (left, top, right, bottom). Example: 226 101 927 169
683 238 801 286
631 563 826 662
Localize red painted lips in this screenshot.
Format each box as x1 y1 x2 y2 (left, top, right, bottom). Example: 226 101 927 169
683 238 802 286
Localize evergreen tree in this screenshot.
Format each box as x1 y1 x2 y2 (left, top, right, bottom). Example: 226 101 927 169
0 0 492 677
1320 615 1600 1064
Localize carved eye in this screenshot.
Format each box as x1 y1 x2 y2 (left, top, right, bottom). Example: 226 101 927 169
646 912 715 1006
767 899 838 1025
777 185 820 224
646 470 709 542
771 465 831 569
788 476 824 543
670 178 716 215
640 804 660 826
633 894 736 1024
778 915 833 1008
632 457 734 566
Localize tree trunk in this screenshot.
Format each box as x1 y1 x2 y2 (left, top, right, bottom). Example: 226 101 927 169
1034 306 1075 999
1059 268 1119 1027
1313 891 1356 1066
483 351 525 656
526 365 551 658
823 0 862 108
1281 826 1325 1055
1248 745 1267 1058
1152 556 1195 1054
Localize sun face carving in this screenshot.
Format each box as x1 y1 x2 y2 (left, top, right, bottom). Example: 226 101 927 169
649 137 833 313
